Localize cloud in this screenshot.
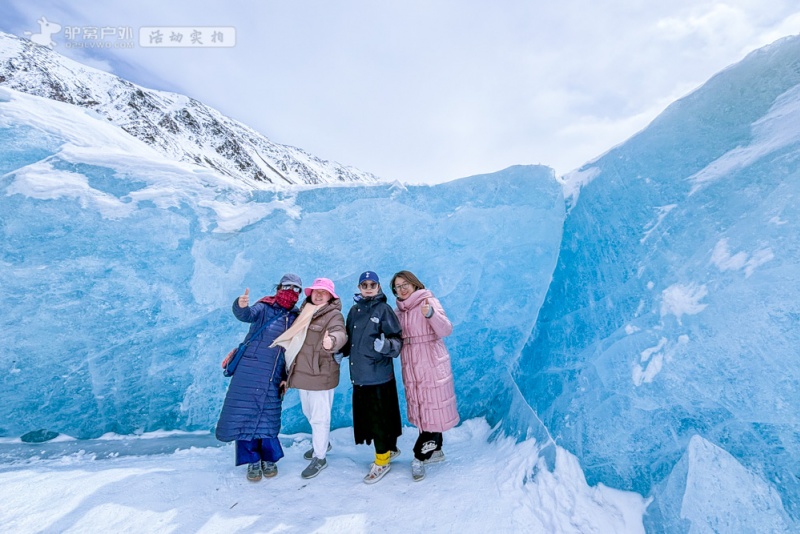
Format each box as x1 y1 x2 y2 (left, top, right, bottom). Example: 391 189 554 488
752 11 800 48
656 4 754 43
3 1 800 183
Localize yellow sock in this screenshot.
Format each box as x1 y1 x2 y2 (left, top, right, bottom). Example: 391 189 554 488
375 451 390 466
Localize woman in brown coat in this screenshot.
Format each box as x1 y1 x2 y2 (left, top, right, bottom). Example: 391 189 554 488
277 277 347 479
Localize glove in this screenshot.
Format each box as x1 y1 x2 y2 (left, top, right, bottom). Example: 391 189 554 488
333 353 343 365
373 333 386 353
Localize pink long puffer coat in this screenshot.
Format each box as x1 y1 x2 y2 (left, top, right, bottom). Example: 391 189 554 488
396 289 459 432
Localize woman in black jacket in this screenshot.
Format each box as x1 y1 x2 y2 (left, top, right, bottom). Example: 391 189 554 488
341 270 403 484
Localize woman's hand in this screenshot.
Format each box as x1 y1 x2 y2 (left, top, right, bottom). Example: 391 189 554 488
322 330 334 350
421 298 432 318
238 288 250 308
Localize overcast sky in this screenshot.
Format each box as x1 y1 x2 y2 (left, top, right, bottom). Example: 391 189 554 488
2 1 800 184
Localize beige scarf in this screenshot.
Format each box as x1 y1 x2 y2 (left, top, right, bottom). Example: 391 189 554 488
270 303 320 370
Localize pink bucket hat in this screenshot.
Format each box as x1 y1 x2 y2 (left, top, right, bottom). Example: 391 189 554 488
304 277 338 299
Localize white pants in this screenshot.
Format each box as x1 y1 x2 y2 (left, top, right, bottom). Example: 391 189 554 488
299 388 335 460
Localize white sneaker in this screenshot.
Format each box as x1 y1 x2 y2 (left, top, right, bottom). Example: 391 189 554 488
411 459 425 481
389 448 401 461
363 462 391 484
424 450 445 464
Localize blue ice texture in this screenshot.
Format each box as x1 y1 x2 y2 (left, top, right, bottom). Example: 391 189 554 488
2 34 800 533
0 94 563 454
515 35 800 531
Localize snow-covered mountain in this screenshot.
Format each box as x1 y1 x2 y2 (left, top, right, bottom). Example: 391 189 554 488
0 31 378 187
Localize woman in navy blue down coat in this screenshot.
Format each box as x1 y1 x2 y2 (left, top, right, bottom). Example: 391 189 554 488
216 273 302 482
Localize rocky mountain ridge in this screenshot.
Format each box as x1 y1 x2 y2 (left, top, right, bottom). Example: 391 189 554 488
0 31 378 187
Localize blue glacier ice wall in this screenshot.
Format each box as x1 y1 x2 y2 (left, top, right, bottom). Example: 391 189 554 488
514 35 800 528
649 435 793 532
0 88 564 441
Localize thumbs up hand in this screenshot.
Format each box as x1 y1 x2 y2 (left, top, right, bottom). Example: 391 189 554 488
322 329 334 350
373 333 386 353
238 288 250 308
422 298 433 318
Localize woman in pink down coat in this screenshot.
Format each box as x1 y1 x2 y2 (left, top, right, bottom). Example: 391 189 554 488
390 270 459 482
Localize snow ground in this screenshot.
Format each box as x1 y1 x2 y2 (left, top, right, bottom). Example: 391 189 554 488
0 419 647 533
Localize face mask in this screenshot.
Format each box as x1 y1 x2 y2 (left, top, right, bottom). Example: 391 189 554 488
276 289 299 309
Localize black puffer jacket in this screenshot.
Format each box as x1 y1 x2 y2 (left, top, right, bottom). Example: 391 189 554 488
342 290 402 386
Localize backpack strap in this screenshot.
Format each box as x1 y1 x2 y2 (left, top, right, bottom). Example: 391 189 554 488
242 309 287 347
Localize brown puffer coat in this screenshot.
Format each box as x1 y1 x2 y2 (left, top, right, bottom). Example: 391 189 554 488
287 298 347 390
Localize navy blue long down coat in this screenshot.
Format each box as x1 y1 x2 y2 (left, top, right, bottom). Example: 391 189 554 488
215 297 297 442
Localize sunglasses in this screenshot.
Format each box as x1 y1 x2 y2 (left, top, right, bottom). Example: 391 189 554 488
280 284 302 293
393 282 411 292
359 281 378 289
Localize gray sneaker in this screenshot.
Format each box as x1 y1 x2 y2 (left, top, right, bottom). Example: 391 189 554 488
261 461 278 478
303 442 332 461
411 458 425 481
246 462 262 482
301 457 328 479
389 449 401 461
424 450 445 464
